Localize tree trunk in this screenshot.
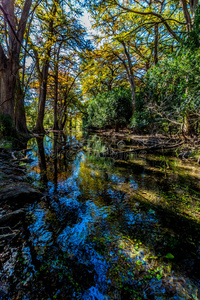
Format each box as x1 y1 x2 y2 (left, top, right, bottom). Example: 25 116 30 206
0 0 32 126
53 80 59 130
130 84 136 115
69 118 72 131
15 74 28 133
154 23 158 65
115 121 119 132
0 64 16 122
185 113 196 136
34 4 56 133
189 0 199 21
61 114 67 130
53 43 62 130
53 59 59 130
181 0 192 32
35 63 49 133
121 42 136 115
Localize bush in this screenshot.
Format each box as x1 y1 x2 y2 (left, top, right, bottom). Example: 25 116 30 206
85 87 132 129
133 49 200 134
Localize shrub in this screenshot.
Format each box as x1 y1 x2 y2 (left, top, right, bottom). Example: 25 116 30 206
85 87 132 129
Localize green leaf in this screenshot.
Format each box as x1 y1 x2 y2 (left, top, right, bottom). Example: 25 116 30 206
165 253 174 259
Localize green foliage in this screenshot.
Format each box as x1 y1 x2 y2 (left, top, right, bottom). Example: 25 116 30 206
165 253 174 259
134 49 200 134
85 87 132 129
25 102 38 130
0 114 16 138
130 90 153 132
184 5 200 50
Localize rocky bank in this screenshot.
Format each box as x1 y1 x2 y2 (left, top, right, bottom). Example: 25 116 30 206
0 147 43 299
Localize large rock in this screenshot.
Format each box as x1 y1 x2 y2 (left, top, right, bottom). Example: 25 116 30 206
0 183 43 202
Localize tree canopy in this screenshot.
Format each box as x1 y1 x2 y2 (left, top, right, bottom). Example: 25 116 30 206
0 0 199 136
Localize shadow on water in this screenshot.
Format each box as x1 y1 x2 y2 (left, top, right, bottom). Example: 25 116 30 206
3 132 200 299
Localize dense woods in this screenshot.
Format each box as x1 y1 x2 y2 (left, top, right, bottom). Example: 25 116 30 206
0 0 199 137
1 1 200 299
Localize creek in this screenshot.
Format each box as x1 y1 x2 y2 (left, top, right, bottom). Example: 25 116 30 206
3 131 200 299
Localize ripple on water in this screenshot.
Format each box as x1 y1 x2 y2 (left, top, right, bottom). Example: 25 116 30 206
82 286 106 300
57 200 110 255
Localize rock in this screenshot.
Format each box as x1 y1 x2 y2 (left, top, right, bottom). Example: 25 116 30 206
0 183 43 202
5 175 24 182
2 169 14 175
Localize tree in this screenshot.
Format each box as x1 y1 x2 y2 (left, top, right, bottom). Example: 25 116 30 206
135 50 200 136
86 87 132 130
29 0 88 133
0 0 32 127
80 46 128 98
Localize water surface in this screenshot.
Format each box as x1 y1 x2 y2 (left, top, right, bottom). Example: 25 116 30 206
5 131 200 299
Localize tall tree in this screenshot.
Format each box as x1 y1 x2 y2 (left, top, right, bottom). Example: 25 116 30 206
30 0 88 133
0 0 32 126
33 1 58 133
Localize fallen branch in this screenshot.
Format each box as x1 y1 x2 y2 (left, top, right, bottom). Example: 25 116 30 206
0 233 16 239
127 140 184 153
100 141 184 158
0 209 25 225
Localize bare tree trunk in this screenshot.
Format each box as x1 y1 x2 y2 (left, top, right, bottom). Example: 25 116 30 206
53 62 59 130
181 0 193 31
15 74 28 133
53 43 62 130
69 118 72 131
35 62 50 133
113 43 136 116
154 22 158 65
59 113 67 130
189 0 199 21
0 0 32 126
0 66 16 122
34 5 56 133
121 42 136 115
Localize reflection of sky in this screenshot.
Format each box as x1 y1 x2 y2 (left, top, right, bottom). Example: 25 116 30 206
28 205 53 259
24 133 200 299
48 152 84 195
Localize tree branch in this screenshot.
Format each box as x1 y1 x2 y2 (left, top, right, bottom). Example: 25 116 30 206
17 0 32 54
113 0 181 41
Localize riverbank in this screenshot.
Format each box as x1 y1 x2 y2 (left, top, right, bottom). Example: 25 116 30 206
0 147 43 298
88 129 200 163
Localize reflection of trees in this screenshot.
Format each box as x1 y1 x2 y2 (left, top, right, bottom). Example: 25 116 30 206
53 132 58 192
44 132 76 190
36 136 48 186
29 133 200 292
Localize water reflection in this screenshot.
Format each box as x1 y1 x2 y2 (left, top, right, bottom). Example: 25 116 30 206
8 132 200 299
36 136 48 186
